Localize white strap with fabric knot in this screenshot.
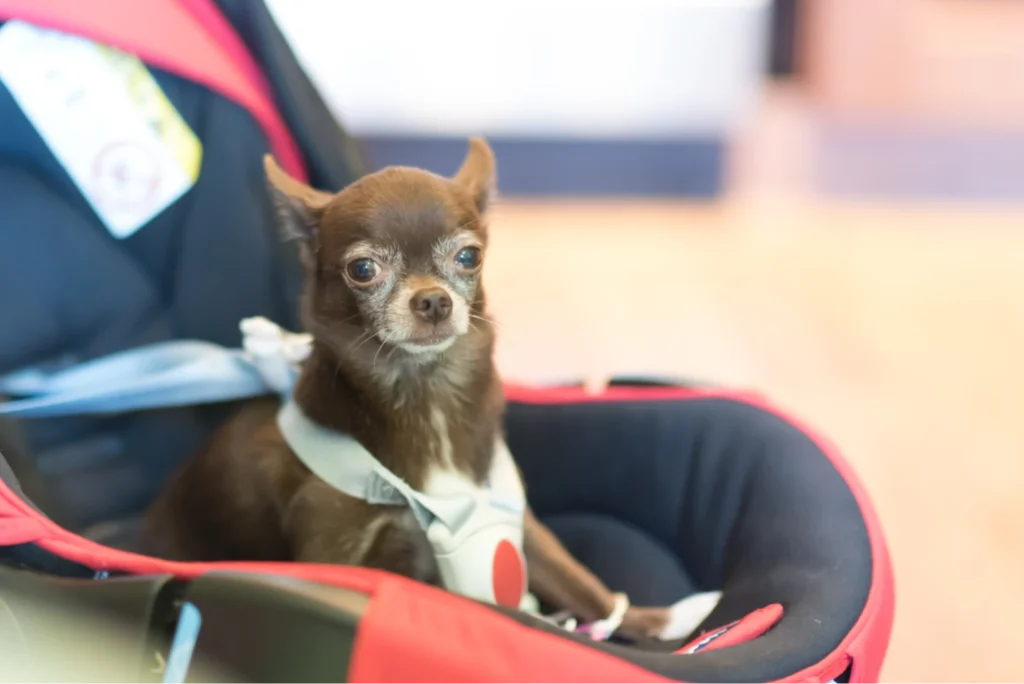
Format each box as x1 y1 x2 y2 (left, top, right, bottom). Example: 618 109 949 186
239 316 312 396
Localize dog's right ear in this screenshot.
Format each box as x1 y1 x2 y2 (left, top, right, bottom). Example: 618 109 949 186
454 137 496 215
264 155 332 244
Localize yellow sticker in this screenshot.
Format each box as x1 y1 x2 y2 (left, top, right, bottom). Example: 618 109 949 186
96 45 203 183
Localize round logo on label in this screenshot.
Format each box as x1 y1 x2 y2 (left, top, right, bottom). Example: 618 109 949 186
91 142 162 212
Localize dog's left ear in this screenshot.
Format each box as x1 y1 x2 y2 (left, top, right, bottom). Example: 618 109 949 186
264 155 333 244
454 137 496 214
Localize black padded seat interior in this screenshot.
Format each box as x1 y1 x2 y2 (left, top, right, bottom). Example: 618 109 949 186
500 396 872 682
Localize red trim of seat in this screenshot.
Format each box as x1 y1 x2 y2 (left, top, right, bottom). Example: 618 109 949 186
0 386 893 683
0 0 307 181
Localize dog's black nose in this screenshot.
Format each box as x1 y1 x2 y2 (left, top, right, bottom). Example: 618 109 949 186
410 288 452 323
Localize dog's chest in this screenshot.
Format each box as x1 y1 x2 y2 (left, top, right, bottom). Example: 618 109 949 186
381 399 486 490
421 412 525 511
281 395 527 607
421 431 527 609
417 404 487 497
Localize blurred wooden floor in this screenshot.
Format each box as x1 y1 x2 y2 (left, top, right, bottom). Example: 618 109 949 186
485 197 1024 682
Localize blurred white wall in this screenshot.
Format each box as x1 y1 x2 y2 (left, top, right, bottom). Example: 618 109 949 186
265 0 770 139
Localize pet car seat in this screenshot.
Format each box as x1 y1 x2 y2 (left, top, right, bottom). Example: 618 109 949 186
0 1 895 681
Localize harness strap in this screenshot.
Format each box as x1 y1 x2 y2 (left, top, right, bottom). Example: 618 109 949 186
276 400 490 535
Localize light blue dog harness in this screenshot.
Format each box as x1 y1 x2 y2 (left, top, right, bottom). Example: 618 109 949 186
0 317 528 608
278 399 527 606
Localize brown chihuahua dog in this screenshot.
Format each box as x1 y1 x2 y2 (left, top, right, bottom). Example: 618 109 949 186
143 139 671 639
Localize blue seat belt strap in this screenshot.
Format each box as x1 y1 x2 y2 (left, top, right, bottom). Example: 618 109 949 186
0 317 307 418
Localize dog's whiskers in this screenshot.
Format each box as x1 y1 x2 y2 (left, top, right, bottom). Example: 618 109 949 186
469 313 501 332
350 329 377 352
372 332 392 369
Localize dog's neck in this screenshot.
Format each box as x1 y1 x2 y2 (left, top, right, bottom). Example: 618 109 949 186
290 328 503 487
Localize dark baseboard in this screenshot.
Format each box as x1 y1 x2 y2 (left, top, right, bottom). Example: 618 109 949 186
357 135 725 198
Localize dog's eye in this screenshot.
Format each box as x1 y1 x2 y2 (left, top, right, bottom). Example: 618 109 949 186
346 258 381 283
454 246 482 270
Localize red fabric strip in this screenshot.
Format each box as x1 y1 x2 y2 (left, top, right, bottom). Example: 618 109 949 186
0 515 46 545
349 575 670 683
676 603 784 654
